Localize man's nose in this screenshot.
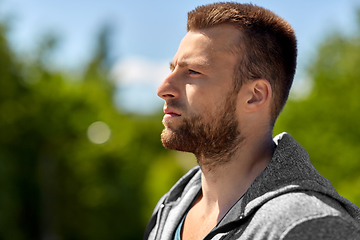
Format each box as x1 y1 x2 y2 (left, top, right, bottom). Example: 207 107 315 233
156 72 180 100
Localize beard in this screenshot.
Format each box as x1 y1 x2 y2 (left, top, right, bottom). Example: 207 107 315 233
161 91 244 170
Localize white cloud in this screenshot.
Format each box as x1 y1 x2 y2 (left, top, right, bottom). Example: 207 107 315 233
110 56 169 114
111 56 170 86
289 75 313 101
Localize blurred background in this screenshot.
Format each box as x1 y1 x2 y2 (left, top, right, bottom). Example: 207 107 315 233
0 0 359 239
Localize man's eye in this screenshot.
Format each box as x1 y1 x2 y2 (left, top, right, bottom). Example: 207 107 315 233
189 69 200 75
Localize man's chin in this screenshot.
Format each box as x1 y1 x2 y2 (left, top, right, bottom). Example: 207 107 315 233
160 128 190 152
160 128 176 149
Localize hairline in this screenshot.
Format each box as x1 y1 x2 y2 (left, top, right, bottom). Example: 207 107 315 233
187 24 251 90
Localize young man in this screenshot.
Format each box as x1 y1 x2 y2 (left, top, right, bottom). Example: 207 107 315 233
144 2 360 240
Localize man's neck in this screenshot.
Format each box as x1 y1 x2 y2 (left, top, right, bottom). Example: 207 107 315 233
198 133 275 222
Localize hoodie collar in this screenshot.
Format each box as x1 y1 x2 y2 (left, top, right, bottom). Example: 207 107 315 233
164 133 358 223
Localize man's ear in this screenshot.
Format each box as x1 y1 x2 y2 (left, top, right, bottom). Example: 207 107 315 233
244 79 272 113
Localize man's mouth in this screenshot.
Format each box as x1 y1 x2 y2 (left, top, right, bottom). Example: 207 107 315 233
163 106 181 120
164 113 181 120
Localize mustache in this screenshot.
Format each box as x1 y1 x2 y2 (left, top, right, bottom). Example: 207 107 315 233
165 99 186 111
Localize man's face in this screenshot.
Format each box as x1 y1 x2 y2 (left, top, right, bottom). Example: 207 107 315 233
157 25 243 166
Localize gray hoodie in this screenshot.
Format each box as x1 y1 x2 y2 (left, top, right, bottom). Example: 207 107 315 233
144 133 360 240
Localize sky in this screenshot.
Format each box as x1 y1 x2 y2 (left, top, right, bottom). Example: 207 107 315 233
1 0 359 114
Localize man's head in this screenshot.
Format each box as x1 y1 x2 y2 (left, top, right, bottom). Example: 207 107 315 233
157 3 297 167
187 2 297 125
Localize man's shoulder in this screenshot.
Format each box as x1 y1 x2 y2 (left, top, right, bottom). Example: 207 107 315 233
260 191 345 218
243 191 360 239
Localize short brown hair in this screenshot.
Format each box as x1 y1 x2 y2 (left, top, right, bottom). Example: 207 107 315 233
187 2 297 125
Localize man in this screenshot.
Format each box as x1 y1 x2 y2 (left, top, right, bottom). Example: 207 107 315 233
144 2 360 240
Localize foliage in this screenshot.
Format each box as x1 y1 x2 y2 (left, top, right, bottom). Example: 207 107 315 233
2 6 360 240
0 21 183 239
274 10 360 206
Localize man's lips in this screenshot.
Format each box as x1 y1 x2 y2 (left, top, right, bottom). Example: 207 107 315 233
163 107 181 120
164 113 180 120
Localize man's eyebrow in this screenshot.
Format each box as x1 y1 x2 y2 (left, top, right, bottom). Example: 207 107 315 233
169 59 210 71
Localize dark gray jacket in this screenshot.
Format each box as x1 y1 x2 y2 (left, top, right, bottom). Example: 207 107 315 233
144 133 360 239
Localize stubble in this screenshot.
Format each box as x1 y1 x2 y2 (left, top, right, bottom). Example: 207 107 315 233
161 91 244 171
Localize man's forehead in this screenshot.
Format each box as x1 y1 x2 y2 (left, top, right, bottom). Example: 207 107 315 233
169 26 240 71
185 26 240 54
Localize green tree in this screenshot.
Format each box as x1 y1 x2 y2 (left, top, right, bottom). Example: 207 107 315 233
0 20 183 239
274 10 360 206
